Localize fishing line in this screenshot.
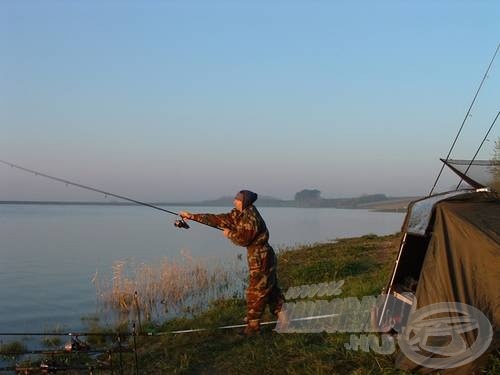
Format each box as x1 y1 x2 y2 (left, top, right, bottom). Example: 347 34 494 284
429 43 500 196
0 159 221 230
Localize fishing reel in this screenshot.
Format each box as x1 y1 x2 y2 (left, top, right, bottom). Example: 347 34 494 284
40 360 58 373
174 218 190 229
64 335 91 352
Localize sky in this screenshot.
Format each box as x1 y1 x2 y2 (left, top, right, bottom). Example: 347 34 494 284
1 1 499 202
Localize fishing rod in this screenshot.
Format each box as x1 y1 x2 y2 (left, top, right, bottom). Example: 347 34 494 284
0 335 134 374
151 313 342 335
0 313 340 337
429 43 500 196
0 347 131 356
0 335 123 356
456 111 500 190
0 159 221 231
0 332 131 337
0 364 111 373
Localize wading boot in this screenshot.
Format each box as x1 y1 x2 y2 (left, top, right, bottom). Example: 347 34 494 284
240 319 260 337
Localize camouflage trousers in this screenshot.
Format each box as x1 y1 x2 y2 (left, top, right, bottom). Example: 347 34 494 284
246 244 284 323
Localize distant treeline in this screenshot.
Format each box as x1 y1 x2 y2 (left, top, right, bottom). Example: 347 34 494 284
189 189 395 209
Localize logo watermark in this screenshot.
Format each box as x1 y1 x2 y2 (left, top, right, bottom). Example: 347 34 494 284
284 280 344 300
398 302 493 369
277 281 493 369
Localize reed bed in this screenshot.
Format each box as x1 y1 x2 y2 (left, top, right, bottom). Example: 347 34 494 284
93 250 247 322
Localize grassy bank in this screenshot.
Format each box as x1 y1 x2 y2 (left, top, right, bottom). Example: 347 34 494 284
125 233 498 374
125 234 402 374
4 234 498 374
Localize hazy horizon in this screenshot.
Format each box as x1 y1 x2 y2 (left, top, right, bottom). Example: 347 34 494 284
0 190 420 203
2 2 499 202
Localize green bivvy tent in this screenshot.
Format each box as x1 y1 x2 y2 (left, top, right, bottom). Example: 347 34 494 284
382 159 500 374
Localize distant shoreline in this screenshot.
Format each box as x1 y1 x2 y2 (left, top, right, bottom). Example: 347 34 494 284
0 196 417 212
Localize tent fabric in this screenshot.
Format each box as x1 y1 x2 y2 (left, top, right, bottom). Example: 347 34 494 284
395 192 500 374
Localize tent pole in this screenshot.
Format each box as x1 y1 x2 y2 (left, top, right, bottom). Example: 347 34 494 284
378 232 408 327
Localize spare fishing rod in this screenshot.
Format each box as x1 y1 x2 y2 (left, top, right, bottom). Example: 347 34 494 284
0 159 221 231
0 314 340 337
429 43 500 196
0 363 112 373
0 332 132 337
0 347 132 356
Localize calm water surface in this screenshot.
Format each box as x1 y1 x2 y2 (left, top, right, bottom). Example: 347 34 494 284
0 205 404 333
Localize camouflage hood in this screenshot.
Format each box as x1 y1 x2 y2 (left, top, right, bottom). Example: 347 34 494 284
235 190 258 210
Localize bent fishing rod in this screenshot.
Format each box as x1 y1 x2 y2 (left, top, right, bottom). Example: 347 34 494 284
0 159 221 231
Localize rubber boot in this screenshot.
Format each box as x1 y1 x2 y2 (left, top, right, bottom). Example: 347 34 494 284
243 319 260 337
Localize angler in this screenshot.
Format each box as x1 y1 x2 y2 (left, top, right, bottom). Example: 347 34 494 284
0 160 286 336
180 190 286 336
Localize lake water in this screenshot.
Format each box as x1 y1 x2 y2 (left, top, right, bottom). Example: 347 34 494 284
0 205 404 334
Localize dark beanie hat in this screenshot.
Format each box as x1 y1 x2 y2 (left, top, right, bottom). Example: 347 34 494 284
234 190 258 209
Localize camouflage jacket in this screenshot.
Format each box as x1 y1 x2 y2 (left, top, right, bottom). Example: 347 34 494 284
191 206 270 250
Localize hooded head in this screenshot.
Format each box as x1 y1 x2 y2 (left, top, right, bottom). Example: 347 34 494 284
234 190 258 210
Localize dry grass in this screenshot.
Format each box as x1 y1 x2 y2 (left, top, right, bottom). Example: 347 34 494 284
93 250 247 322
